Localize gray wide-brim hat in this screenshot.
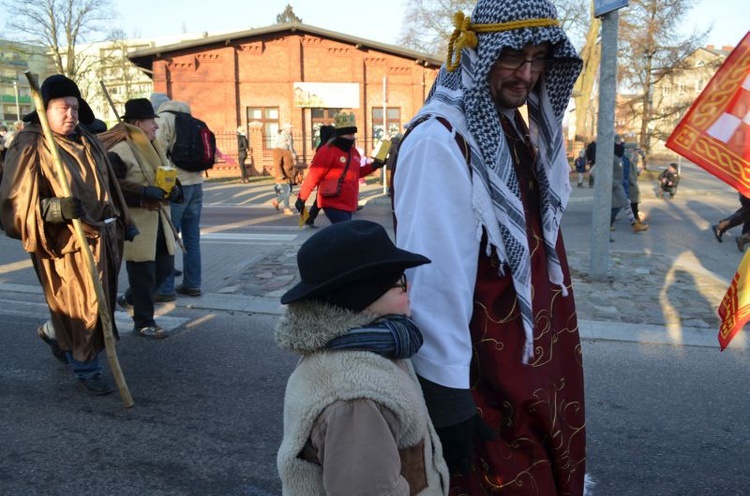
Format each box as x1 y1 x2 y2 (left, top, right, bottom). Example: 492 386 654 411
281 220 430 311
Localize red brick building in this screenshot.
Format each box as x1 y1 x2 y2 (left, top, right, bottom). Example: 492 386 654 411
128 22 442 174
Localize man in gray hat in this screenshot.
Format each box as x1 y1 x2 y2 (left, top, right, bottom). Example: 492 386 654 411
0 75 137 396
392 0 590 493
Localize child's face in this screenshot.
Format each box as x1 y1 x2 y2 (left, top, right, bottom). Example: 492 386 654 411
365 274 411 316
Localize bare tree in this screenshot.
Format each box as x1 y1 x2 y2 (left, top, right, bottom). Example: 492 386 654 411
398 0 589 57
3 0 114 81
90 29 145 115
276 4 302 24
398 0 472 57
618 0 708 154
556 0 589 50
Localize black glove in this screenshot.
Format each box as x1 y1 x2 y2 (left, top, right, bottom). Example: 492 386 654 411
436 414 497 475
124 224 140 242
371 158 386 170
59 196 84 221
167 183 184 203
417 376 496 476
295 197 305 213
142 186 165 201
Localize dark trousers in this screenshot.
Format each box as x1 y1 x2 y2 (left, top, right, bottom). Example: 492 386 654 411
125 222 174 328
631 202 640 221
238 152 249 180
721 194 750 234
323 207 352 224
661 185 677 197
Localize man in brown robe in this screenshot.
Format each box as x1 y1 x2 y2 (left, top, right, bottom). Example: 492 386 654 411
0 75 137 396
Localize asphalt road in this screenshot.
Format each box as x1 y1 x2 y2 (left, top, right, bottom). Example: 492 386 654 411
2 302 747 495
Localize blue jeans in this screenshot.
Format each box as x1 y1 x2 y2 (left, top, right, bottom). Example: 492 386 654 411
159 183 203 294
67 352 101 380
274 183 291 209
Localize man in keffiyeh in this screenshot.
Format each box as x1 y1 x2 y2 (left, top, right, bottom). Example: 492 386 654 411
392 0 590 493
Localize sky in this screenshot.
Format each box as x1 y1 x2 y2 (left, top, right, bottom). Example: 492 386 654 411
102 0 747 50
1 0 746 51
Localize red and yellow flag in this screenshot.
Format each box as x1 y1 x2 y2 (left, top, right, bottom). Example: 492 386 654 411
718 249 750 350
667 34 750 349
666 32 750 197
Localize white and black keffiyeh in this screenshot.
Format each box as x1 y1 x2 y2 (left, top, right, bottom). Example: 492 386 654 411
410 0 582 363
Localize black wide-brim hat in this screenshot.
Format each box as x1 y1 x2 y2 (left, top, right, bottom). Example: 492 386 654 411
281 220 430 310
23 74 95 125
122 98 158 120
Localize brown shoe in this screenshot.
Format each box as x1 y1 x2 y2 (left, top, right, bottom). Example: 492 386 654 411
271 199 280 211
37 323 69 364
632 222 649 233
737 234 750 252
712 224 724 242
136 324 168 339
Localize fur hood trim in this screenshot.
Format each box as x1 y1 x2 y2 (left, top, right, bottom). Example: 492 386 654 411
275 300 380 354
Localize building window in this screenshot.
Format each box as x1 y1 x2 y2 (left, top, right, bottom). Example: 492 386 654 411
311 108 342 147
247 106 279 148
371 107 401 141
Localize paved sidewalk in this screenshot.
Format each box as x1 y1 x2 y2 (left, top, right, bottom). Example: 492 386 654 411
192 176 745 350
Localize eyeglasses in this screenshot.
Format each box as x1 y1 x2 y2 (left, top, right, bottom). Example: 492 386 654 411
495 55 549 73
393 274 408 292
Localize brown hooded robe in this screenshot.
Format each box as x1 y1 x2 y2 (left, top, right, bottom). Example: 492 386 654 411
0 123 135 363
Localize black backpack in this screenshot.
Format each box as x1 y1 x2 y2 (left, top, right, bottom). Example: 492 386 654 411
163 110 216 171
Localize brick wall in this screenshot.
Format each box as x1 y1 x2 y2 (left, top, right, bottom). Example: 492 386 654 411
150 30 439 178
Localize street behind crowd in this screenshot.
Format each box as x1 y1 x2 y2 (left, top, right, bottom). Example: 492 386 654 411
0 162 748 495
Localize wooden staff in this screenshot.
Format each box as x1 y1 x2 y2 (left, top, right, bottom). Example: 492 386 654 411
25 72 134 408
99 80 186 253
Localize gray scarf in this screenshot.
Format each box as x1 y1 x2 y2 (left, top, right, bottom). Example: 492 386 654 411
326 314 423 359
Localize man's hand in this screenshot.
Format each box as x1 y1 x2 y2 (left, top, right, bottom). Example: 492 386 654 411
142 186 166 201
167 184 183 203
295 197 305 213
59 196 84 221
371 158 386 170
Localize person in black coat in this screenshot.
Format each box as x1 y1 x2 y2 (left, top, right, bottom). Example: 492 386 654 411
237 126 250 183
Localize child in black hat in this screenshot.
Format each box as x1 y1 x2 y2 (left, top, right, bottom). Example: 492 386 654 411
275 220 449 495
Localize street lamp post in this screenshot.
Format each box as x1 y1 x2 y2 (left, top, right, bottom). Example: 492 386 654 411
13 80 21 121
382 76 388 194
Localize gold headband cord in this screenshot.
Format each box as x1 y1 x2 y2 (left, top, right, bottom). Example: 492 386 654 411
446 12 560 72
